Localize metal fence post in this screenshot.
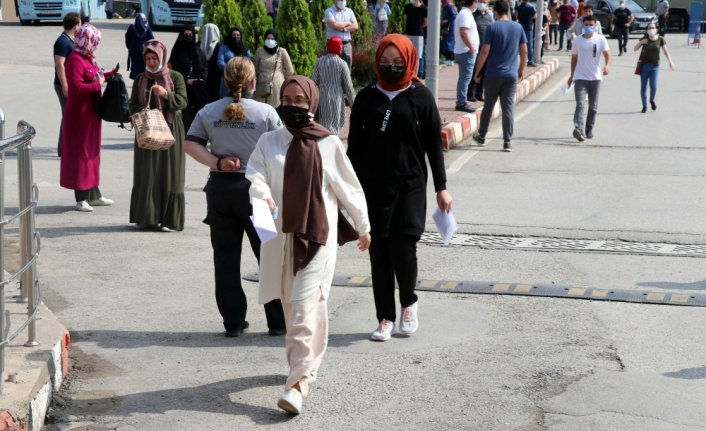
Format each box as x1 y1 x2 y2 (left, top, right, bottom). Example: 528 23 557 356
17 125 38 347
0 107 5 394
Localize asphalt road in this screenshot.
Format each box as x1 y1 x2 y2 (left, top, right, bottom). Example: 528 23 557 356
1 20 706 431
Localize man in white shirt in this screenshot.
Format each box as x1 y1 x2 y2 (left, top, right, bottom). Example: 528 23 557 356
453 0 480 112
325 0 359 71
567 15 611 141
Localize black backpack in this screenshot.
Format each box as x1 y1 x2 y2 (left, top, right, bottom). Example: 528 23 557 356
97 75 130 128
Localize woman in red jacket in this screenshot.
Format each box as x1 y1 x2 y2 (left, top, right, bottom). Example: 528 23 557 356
60 24 117 212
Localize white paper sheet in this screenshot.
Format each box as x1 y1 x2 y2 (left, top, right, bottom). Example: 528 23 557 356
250 198 278 244
562 83 574 95
432 208 458 246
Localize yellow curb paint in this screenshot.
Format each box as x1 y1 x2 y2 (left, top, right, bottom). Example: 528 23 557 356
514 284 533 293
492 283 510 292
591 289 609 298
646 292 666 302
419 280 438 288
671 294 690 303
349 276 367 284
442 282 459 290
568 287 586 296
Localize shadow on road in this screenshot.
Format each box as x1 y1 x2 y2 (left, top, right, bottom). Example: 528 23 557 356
663 366 706 380
637 279 706 291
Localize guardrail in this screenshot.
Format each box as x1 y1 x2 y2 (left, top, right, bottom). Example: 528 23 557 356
0 109 41 395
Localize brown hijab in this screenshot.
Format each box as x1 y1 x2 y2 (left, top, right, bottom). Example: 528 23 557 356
280 76 332 276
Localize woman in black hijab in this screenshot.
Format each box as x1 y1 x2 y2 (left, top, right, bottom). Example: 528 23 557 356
216 26 251 98
169 26 208 131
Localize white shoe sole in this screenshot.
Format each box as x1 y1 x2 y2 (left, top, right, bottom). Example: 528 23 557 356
277 398 301 415
370 333 392 341
397 326 418 335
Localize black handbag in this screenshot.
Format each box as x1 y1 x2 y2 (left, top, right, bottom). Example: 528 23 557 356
96 75 130 128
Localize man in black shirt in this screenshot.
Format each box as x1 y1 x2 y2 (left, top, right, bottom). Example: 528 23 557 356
53 12 81 157
517 0 537 66
612 0 633 55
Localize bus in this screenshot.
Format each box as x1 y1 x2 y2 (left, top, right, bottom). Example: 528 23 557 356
142 0 204 28
15 0 90 25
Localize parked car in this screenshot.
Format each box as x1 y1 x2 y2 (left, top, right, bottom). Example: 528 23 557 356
667 7 689 31
587 0 658 37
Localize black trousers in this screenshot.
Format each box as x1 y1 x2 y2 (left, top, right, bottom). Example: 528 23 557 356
617 27 629 53
469 61 487 99
74 187 101 203
658 14 668 36
54 81 66 156
204 173 285 332
369 234 419 323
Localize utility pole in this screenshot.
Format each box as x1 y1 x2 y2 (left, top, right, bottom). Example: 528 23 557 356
534 0 545 65
427 0 441 101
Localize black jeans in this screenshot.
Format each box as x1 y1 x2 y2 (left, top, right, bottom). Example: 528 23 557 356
369 234 419 323
204 173 285 332
54 81 66 156
617 27 629 52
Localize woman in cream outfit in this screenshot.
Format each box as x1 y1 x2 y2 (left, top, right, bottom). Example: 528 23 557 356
246 76 370 415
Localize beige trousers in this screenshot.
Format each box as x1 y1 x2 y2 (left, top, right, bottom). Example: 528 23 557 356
281 238 329 397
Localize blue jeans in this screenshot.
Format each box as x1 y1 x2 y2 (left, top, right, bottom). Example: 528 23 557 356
640 63 660 107
573 79 601 134
455 51 476 107
525 29 535 64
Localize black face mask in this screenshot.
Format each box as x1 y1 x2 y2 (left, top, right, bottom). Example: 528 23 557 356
276 105 312 129
182 34 195 45
378 65 406 84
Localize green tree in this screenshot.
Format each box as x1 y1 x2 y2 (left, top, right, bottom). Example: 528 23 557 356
349 0 373 47
310 0 329 47
277 0 318 75
203 0 243 41
240 0 274 54
387 0 407 34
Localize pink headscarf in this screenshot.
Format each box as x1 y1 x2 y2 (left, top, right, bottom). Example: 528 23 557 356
138 39 176 122
74 24 101 59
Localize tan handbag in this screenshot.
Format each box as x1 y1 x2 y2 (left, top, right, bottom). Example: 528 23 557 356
130 85 175 151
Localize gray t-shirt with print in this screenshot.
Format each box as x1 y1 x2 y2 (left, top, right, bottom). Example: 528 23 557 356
186 97 283 173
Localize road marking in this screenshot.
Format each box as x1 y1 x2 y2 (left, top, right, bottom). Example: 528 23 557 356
447 150 479 174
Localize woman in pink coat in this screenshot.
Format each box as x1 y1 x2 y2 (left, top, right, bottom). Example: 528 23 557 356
60 24 117 212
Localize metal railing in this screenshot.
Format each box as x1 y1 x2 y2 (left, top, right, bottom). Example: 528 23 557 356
0 109 41 395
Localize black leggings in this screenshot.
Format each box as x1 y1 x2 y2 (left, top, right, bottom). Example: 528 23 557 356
369 234 419 323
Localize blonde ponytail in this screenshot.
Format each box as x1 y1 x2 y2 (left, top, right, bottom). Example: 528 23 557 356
223 57 256 121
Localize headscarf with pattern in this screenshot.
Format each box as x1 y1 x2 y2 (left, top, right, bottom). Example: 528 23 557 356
138 39 176 122
74 24 101 59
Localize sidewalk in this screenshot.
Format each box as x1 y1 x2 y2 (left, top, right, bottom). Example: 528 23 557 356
338 57 561 150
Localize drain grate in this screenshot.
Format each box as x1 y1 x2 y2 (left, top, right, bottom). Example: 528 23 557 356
419 232 706 257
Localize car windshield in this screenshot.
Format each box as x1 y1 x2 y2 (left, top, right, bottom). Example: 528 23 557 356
606 0 646 12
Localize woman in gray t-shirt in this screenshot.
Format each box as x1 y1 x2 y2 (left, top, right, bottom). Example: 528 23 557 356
184 56 286 338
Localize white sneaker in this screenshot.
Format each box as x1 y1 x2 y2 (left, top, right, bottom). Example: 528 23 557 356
277 388 302 415
370 319 394 341
398 302 418 335
160 225 175 232
89 197 114 206
75 201 93 212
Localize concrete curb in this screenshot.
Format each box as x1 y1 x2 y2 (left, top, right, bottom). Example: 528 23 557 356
441 57 560 150
0 302 71 431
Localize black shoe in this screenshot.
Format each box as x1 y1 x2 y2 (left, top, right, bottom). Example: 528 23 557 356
472 131 486 146
641 106 647 113
268 326 287 336
455 105 476 113
585 131 593 139
475 95 484 102
527 62 537 67
467 96 478 102
618 52 623 56
573 128 585 142
650 100 657 111
225 321 250 338
503 141 512 152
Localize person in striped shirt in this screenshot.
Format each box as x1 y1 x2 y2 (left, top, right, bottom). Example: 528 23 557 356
312 37 355 134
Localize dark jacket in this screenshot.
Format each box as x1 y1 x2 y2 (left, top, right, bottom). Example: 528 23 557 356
125 25 154 80
347 83 446 237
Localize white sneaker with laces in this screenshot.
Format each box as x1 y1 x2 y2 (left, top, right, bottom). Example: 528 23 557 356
89 197 114 206
277 388 302 415
75 201 94 212
398 302 418 335
370 319 394 341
